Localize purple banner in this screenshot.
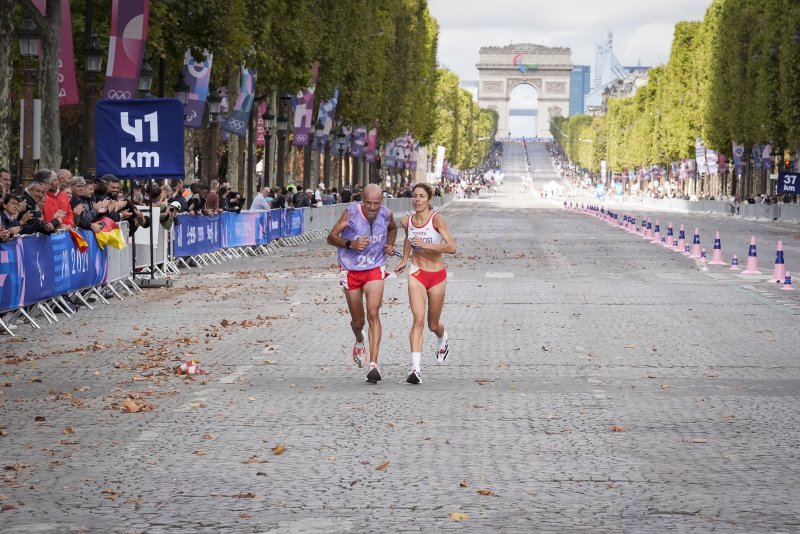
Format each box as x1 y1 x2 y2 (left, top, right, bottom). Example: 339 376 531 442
706 149 719 175
408 141 419 171
292 65 319 147
732 142 744 175
103 0 149 100
366 123 378 162
182 50 212 128
221 67 257 138
761 144 773 170
311 90 338 151
350 126 367 158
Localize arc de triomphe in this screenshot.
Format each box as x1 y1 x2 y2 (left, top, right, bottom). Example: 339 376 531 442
477 44 573 139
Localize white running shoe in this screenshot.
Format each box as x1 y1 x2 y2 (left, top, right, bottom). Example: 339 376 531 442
352 332 366 368
406 369 421 384
436 338 449 363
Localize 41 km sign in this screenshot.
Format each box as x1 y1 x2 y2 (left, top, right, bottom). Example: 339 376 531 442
778 172 800 194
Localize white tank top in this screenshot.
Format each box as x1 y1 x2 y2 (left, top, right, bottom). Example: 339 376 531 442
407 212 443 250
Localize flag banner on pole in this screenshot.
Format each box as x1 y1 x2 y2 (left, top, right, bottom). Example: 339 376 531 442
221 67 257 138
350 126 367 159
95 98 185 180
292 64 319 147
687 158 696 180
394 138 407 169
331 125 351 156
434 146 445 178
32 0 79 105
218 87 230 142
311 90 338 151
706 149 718 175
384 140 396 167
256 102 266 146
182 50 213 128
366 122 378 162
695 138 708 174
408 141 419 171
718 153 727 174
762 144 773 170
752 145 762 169
103 0 150 100
732 142 745 175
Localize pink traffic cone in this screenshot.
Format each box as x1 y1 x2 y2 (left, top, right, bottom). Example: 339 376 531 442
699 248 708 262
663 222 674 248
768 241 786 283
644 218 653 239
689 228 702 258
651 220 661 244
708 231 725 265
729 255 740 270
683 244 692 256
676 224 686 252
781 271 795 291
742 236 762 275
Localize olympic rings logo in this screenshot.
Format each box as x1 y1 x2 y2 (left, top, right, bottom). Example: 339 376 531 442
106 90 132 99
295 134 308 143
226 119 245 130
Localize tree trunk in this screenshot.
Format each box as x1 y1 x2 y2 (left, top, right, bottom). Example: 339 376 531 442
0 0 13 170
184 128 194 181
226 69 239 189
23 0 62 170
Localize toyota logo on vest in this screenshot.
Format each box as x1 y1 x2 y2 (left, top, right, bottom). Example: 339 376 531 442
120 111 160 168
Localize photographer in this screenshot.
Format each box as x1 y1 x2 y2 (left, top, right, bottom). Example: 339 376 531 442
21 181 59 234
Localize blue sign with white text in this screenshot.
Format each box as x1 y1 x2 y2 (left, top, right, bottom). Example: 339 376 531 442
96 98 186 180
778 172 800 194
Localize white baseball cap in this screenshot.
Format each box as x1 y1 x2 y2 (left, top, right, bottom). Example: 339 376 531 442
318 183 325 188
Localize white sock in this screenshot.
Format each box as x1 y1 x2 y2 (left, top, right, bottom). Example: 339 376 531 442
438 332 448 350
411 352 421 372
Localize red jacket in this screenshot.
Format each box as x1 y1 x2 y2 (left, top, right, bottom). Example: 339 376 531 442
44 191 61 223
57 190 74 227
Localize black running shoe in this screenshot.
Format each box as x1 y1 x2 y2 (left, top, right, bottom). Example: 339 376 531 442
366 363 382 383
406 369 421 384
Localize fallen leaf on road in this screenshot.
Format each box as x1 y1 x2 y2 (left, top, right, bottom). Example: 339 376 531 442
460 480 468 487
220 319 231 327
63 427 75 434
2 505 15 511
691 439 708 443
422 421 432 424
473 405 483 408
248 397 256 401
497 364 506 367
328 457 335 460
202 434 218 439
477 489 497 496
708 374 717 377
63 485 70 489
34 416 45 421
193 451 206 455
387 423 396 428
648 375 656 378
271 444 286 455
611 426 625 432
607 483 614 488
126 498 141 503
313 386 325 389
375 461 390 470
123 401 140 413
188 403 202 408
448 512 468 520
624 345 635 349
546 414 553 420
661 385 670 388
243 459 268 464
264 360 277 364
722 415 735 419
445 439 450 444
350 479 359 486
239 514 251 518
232 493 257 498
101 490 121 495
60 440 78 445
0 494 7 500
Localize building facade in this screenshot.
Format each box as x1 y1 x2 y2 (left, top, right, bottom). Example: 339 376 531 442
569 65 591 117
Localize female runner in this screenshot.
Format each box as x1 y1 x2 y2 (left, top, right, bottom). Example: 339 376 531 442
394 183 456 384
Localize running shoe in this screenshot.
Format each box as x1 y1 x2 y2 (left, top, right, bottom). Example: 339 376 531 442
366 362 382 383
352 332 366 368
406 369 421 384
436 338 449 363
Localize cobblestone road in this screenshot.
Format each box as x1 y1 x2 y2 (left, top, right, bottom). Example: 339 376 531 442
1 178 800 532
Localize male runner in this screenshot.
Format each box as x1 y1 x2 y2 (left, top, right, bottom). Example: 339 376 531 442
327 184 398 383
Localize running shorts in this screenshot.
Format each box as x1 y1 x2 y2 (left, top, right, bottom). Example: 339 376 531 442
339 265 388 291
409 265 447 289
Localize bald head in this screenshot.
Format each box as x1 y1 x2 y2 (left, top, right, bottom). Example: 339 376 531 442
363 184 383 203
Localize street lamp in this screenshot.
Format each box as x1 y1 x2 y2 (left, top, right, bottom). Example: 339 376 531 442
138 56 154 97
173 74 190 106
336 127 346 190
207 83 222 181
17 17 41 187
276 92 291 187
262 103 275 187
81 32 105 176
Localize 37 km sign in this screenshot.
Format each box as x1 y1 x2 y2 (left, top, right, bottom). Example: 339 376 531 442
778 172 800 194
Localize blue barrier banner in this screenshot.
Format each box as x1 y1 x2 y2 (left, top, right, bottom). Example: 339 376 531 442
173 214 221 257
0 230 109 311
221 212 259 248
254 213 270 245
267 210 282 242
286 209 305 236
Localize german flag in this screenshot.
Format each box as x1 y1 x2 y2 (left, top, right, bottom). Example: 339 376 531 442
94 216 126 250
68 230 89 253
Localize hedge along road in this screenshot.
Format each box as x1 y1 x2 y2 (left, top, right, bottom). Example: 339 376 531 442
1 186 799 533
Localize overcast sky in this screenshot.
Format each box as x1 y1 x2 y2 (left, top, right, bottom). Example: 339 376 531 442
428 0 713 82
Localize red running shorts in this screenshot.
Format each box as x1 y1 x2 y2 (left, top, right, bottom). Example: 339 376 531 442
409 265 447 289
339 265 388 291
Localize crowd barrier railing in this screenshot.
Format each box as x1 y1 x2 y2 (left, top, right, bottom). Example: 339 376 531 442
0 196 454 333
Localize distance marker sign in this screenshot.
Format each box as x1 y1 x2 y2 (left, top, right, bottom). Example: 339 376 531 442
778 172 800 194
